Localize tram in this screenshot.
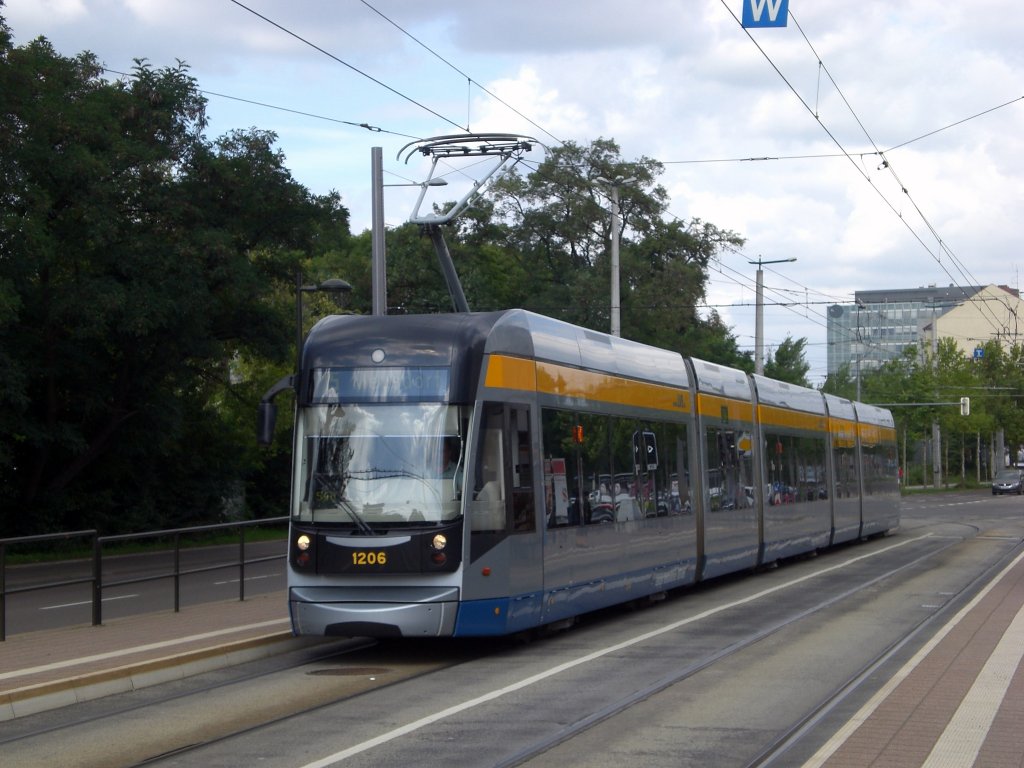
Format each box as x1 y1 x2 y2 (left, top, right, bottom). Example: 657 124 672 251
260 308 899 638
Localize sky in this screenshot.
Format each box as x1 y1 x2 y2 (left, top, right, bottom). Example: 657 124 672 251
4 0 1023 385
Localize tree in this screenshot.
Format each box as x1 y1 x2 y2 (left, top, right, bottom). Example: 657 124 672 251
0 25 347 534
764 336 811 387
820 363 857 400
485 138 746 357
331 137 749 368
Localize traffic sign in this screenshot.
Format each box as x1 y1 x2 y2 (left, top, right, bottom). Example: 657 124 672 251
742 0 789 28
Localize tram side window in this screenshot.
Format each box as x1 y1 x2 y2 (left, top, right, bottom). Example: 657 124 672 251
613 420 686 520
860 441 897 496
509 405 536 532
763 433 827 504
579 413 612 524
470 403 536 533
630 423 688 520
832 444 858 498
541 410 611 526
706 427 753 511
542 410 691 526
861 443 878 496
650 422 691 516
470 404 507 533
610 418 641 521
541 409 582 527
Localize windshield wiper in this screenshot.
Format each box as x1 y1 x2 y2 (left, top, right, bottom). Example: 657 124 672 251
334 498 375 536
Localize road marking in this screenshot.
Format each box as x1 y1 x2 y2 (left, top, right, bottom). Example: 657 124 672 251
0 618 290 682
213 574 280 585
39 594 140 611
299 534 932 768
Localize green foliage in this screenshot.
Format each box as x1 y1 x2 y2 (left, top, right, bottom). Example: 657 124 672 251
0 28 348 535
0 18 812 537
483 138 747 355
332 138 753 370
764 336 811 387
838 337 1024 483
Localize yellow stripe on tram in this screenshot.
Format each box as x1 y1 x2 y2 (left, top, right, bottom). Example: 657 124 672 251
758 404 828 433
484 354 690 413
696 393 754 424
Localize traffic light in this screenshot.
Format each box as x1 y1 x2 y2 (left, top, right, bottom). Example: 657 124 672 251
960 396 970 416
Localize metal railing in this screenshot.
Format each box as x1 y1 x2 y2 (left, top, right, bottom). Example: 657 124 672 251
0 517 288 641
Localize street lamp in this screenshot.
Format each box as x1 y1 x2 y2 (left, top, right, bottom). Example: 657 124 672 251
747 256 797 375
595 175 636 337
295 273 352 370
384 179 449 187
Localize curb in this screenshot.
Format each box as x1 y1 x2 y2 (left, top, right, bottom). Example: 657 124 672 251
0 631 304 721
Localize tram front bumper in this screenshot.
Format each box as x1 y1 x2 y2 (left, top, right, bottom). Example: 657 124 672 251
289 585 460 638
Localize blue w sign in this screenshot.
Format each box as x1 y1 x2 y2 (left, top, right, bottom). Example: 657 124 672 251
742 0 789 28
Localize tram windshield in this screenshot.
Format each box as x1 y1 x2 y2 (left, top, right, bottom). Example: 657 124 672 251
292 403 466 526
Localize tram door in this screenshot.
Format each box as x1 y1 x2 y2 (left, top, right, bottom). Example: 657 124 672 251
465 402 542 630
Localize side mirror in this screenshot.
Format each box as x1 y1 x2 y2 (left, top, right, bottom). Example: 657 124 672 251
256 373 296 445
257 401 278 446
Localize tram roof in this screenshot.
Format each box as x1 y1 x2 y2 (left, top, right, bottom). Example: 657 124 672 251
752 374 826 415
486 310 689 389
853 400 896 428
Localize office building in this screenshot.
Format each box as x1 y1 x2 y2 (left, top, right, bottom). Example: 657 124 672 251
826 284 1024 378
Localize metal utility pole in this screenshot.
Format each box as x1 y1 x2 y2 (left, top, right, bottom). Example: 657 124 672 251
371 147 387 315
930 302 941 487
595 175 636 337
748 256 796 375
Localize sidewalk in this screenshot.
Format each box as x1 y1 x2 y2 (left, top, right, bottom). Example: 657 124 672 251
0 591 320 720
801 545 1024 767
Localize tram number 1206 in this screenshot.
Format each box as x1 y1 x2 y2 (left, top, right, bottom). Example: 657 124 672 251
351 550 388 566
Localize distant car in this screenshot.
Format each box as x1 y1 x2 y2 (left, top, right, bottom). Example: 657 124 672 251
991 469 1023 495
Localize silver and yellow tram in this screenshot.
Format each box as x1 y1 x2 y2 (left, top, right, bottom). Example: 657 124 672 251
275 309 899 638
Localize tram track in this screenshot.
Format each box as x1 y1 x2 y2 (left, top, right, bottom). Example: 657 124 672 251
155 529 964 767
4 515 1009 768
743 536 1024 768
0 636 485 768
492 532 968 768
0 639 371 750
114 532 965 767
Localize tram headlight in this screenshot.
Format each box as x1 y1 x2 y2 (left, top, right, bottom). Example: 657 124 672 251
294 533 314 569
431 534 447 551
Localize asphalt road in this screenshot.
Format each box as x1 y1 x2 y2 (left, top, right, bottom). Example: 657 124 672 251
1 539 287 635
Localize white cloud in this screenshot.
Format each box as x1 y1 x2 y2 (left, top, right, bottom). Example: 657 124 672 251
6 0 87 25
3 0 1023 382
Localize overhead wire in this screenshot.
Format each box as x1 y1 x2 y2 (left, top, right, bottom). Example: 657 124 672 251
717 1 1007 336
101 66 421 139
227 0 466 133
771 6 1006 335
791 19 1008 336
357 0 566 147
226 0 1014 371
659 95 1023 165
